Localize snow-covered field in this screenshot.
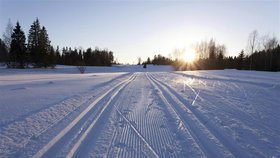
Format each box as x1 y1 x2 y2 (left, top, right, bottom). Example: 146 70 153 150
0 65 280 158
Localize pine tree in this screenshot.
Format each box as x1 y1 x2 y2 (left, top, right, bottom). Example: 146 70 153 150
108 51 114 66
147 57 151 64
237 50 245 70
217 52 224 69
47 46 56 68
9 22 26 68
0 38 8 63
28 18 41 67
28 18 53 68
55 46 61 64
39 26 51 67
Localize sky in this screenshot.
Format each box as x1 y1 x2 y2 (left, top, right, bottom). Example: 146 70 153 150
0 0 279 64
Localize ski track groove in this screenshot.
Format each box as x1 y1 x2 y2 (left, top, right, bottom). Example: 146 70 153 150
66 74 135 158
109 80 149 158
0 73 135 158
70 73 138 158
108 73 187 158
146 72 238 158
133 85 172 157
146 73 207 157
32 73 136 158
118 89 158 157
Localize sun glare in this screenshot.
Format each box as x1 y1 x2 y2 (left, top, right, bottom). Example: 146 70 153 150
184 51 196 63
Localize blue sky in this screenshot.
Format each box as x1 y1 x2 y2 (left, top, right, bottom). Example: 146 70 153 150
1 0 279 64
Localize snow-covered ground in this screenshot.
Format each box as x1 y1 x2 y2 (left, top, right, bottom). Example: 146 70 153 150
0 65 279 157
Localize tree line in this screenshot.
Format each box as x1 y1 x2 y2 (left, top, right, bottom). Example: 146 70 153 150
189 31 279 71
138 54 173 66
142 31 279 72
58 47 114 66
0 18 114 68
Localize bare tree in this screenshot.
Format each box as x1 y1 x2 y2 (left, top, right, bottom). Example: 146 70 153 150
172 49 180 61
2 19 13 52
261 34 269 70
172 48 185 61
76 61 86 74
266 36 278 51
247 30 259 70
195 40 209 59
77 65 86 73
267 36 278 70
261 34 270 51
216 44 226 57
208 38 216 60
260 34 278 70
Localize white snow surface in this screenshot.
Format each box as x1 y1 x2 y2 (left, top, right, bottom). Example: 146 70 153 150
0 65 279 158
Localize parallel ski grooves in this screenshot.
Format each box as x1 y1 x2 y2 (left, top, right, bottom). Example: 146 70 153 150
113 105 160 158
66 74 136 158
148 72 255 158
32 73 136 158
146 72 234 158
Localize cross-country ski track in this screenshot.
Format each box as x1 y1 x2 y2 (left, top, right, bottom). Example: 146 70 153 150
1 70 280 158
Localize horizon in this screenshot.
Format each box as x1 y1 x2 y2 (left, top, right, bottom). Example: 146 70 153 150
1 0 279 64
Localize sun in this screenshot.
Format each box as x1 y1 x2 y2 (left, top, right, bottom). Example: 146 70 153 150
184 51 196 63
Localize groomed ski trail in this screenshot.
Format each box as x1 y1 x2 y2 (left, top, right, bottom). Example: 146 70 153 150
33 73 137 158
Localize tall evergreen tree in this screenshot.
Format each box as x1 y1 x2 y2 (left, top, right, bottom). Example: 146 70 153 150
28 18 41 66
47 46 56 68
0 38 8 63
237 50 245 70
9 22 26 68
28 18 54 67
39 26 51 67
55 46 61 64
147 57 151 64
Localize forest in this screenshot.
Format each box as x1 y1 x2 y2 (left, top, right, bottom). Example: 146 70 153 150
0 18 114 68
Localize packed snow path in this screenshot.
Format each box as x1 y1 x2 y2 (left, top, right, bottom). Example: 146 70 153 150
0 70 280 157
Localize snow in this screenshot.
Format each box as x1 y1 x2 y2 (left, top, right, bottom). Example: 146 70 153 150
0 65 280 157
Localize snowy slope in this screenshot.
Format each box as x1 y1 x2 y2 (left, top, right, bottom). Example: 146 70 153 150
0 66 279 157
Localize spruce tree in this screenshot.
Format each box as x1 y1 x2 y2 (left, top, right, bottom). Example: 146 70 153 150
0 38 8 63
28 18 41 67
147 57 151 64
28 18 53 68
9 22 26 68
55 46 61 64
47 46 56 68
39 26 51 67
237 50 245 70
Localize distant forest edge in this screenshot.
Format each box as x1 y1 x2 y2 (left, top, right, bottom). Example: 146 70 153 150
139 31 280 72
143 37 280 72
0 18 279 71
0 18 114 68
